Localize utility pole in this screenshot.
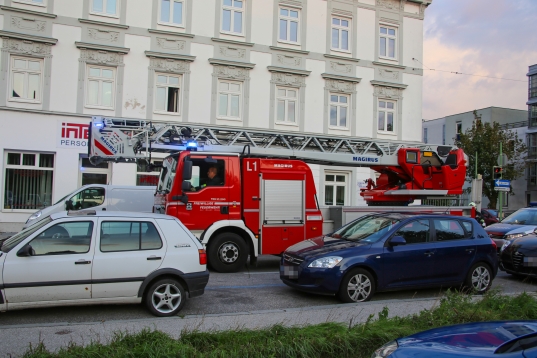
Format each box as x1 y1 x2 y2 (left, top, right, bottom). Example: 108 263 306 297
499 142 503 220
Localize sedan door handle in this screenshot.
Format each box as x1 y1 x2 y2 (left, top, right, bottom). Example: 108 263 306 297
147 256 162 261
75 260 91 265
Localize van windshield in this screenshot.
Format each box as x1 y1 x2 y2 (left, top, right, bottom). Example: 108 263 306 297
157 155 178 193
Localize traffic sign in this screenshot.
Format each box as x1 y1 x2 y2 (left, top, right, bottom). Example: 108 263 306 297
494 179 510 191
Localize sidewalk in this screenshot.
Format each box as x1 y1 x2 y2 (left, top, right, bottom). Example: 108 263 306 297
0 296 442 357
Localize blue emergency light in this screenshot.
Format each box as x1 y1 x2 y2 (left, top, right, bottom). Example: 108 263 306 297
186 140 198 151
94 122 104 128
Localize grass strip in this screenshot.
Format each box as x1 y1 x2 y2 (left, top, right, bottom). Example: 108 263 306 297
24 290 537 358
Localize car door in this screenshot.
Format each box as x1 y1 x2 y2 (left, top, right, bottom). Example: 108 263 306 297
429 219 476 284
381 219 435 289
3 219 95 304
91 219 167 298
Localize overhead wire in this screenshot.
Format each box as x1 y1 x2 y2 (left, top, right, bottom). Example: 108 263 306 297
412 58 527 83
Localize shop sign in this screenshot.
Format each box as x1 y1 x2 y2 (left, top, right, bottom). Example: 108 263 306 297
57 121 90 149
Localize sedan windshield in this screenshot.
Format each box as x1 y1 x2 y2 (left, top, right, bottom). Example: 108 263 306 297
1 217 52 253
332 216 400 242
502 209 537 225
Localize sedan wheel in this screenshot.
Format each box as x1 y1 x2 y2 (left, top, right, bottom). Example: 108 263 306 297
338 268 376 303
145 278 186 317
465 263 492 294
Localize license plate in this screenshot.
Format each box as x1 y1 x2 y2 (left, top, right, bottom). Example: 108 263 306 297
523 257 537 267
281 266 298 279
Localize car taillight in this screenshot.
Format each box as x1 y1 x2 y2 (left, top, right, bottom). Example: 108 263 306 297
490 238 497 251
199 249 207 265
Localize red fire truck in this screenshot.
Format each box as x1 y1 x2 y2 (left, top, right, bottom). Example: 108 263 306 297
89 116 469 272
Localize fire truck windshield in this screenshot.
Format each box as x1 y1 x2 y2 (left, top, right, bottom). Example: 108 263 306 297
157 156 178 193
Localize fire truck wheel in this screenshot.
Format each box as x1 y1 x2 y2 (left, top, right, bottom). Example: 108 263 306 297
338 268 376 303
208 233 248 273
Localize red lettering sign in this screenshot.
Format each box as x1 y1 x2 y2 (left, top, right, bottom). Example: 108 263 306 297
62 123 89 140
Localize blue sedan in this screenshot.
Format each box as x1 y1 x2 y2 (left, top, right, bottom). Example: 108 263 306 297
372 321 537 357
280 213 498 302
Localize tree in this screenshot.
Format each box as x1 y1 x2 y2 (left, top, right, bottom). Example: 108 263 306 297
455 110 527 209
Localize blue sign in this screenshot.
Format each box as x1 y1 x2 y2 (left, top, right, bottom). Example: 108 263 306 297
494 179 510 188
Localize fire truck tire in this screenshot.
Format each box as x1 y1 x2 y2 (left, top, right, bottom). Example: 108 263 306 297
208 233 248 273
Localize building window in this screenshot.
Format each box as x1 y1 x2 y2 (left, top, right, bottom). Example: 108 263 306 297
324 172 347 206
218 80 242 120
379 26 396 59
91 0 119 16
378 100 395 133
278 7 299 44
530 74 537 99
331 17 350 52
329 94 349 128
456 121 462 140
222 0 244 35
159 0 184 26
442 124 446 145
86 66 115 109
423 128 428 143
530 105 537 128
80 157 110 186
276 87 297 123
137 160 162 186
155 74 181 114
10 56 43 103
529 134 537 159
3 152 54 211
530 164 537 186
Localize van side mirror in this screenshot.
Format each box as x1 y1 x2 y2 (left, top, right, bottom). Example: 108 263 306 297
17 244 35 257
183 160 193 181
389 236 407 247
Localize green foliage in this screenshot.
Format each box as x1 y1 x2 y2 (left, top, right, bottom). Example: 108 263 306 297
23 291 537 358
455 110 527 209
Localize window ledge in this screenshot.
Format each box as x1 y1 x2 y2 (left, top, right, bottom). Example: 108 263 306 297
277 40 301 46
370 80 408 89
377 131 397 136
76 42 130 54
85 105 115 111
268 66 311 76
0 30 58 44
0 5 56 18
145 51 196 62
211 37 254 47
157 21 186 29
322 73 361 83
89 12 120 20
328 126 350 131
324 54 360 63
154 111 182 116
373 60 405 69
79 18 129 29
219 31 246 38
148 29 195 38
209 58 255 69
270 46 309 55
217 117 242 122
8 98 42 105
330 48 352 55
275 121 299 127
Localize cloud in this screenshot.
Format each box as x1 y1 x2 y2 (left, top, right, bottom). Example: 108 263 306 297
422 0 537 119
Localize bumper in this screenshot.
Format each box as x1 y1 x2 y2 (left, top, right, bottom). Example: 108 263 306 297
183 270 210 298
280 264 344 295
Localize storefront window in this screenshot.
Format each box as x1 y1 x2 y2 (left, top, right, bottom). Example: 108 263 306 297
4 152 54 210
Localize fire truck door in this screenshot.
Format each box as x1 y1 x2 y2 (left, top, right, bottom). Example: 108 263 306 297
176 156 230 230
260 175 306 255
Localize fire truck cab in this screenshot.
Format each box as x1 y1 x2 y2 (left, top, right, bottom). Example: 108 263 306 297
154 151 322 272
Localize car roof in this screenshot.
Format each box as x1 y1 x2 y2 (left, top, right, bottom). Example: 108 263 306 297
50 210 175 221
367 212 473 220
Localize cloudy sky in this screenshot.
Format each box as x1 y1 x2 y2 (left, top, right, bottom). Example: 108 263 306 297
422 0 537 120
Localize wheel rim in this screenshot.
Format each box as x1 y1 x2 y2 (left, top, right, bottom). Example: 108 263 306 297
471 266 491 292
218 242 239 263
347 274 372 302
151 283 182 314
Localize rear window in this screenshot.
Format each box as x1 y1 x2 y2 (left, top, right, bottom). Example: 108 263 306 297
100 221 162 252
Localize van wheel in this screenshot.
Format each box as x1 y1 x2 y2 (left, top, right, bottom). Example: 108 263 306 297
338 268 376 303
208 233 248 273
464 263 492 294
145 278 185 317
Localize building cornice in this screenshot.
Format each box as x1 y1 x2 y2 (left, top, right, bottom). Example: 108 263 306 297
0 5 56 18
145 51 195 62
209 58 256 69
0 30 57 44
370 80 408 89
321 73 361 83
75 42 130 54
268 66 311 76
148 29 195 38
78 18 129 29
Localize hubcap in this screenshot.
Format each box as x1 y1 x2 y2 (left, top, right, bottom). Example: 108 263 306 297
218 242 239 263
152 283 182 314
471 266 490 291
347 274 372 302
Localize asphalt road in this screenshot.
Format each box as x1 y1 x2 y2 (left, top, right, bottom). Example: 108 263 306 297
1 255 537 327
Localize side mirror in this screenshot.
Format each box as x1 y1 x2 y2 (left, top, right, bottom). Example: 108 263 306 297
389 236 407 247
182 160 193 181
181 181 192 191
17 244 35 257
65 199 74 210
172 194 189 204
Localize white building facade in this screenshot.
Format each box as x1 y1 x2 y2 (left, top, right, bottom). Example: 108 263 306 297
0 0 431 231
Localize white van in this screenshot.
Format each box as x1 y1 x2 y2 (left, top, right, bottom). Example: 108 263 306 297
24 185 156 228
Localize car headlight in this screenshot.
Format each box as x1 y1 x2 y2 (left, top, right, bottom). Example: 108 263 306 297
27 211 42 222
501 240 512 252
505 233 525 240
372 340 398 358
308 256 343 268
